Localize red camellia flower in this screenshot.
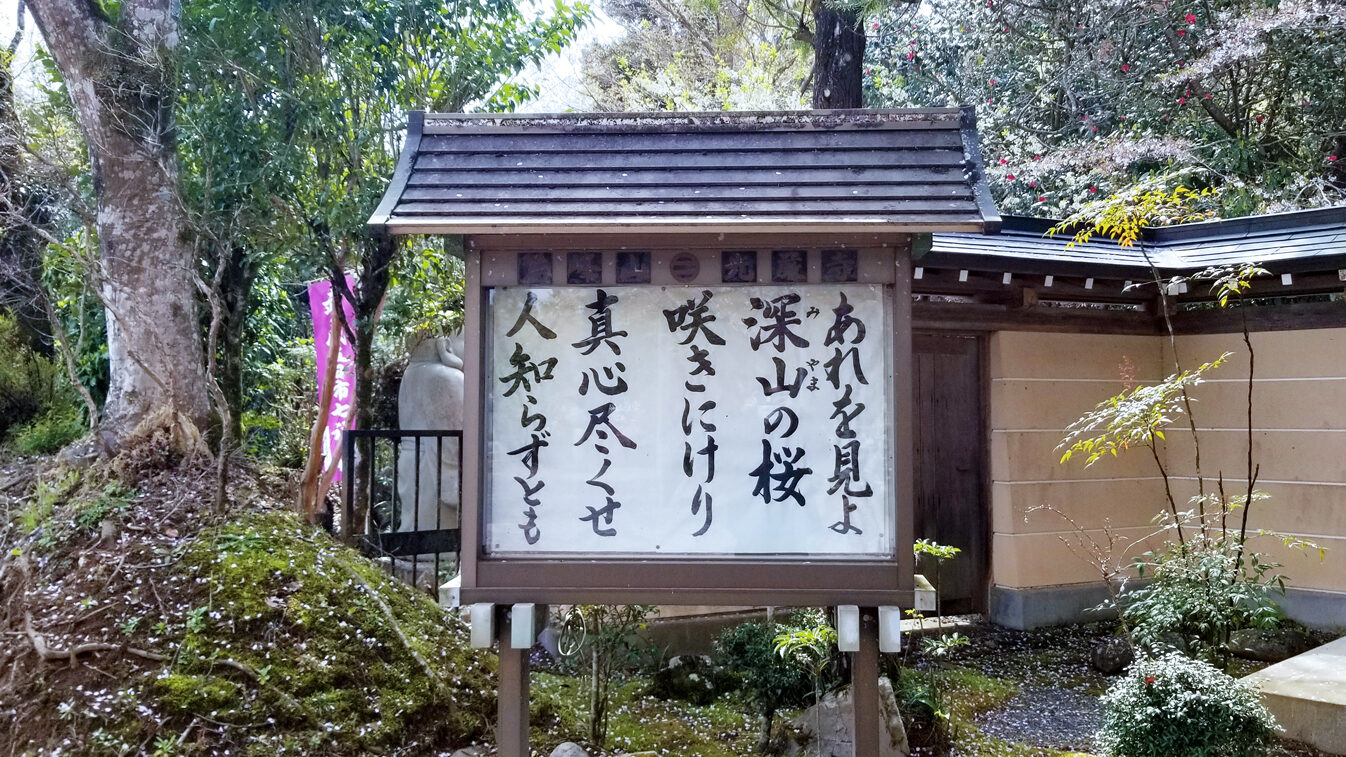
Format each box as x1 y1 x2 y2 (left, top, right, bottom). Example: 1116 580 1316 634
1178 97 1187 104
989 79 996 86
999 157 1008 164
1038 196 1047 202
1145 675 1156 684
1177 28 1186 35
873 22 880 29
1121 64 1130 72
1006 174 1016 181
1185 12 1196 23
1330 156 1339 162
1089 186 1098 193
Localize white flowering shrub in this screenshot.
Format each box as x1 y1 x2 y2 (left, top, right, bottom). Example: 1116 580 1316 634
1097 653 1277 757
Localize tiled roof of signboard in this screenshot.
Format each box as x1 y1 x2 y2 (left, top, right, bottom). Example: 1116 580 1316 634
368 109 1001 235
928 206 1346 274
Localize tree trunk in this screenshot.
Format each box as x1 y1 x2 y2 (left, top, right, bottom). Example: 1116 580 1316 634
813 5 866 109
219 243 255 444
756 710 774 753
26 0 209 450
346 234 397 540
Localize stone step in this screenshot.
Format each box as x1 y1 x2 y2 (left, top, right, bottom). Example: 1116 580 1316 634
1243 634 1346 755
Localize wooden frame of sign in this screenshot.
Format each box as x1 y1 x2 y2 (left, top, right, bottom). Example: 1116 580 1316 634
456 233 917 610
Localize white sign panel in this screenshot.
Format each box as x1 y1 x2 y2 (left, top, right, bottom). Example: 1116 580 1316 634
484 284 894 558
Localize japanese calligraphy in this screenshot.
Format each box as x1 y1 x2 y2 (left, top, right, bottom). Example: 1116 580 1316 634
486 283 892 557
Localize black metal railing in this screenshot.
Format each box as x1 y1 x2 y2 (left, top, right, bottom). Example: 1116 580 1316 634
343 429 462 591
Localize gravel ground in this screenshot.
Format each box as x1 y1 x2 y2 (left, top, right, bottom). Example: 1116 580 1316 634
974 684 1102 752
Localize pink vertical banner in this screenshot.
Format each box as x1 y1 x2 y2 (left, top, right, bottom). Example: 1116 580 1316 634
309 276 357 483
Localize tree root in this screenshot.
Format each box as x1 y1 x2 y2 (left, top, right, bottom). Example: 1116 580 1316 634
24 612 168 667
208 656 314 721
336 558 453 703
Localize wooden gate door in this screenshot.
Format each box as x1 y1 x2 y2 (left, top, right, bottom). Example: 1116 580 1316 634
912 333 988 614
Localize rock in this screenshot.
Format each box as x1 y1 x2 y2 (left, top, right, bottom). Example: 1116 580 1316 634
788 677 909 757
549 743 590 757
397 334 464 534
649 654 721 706
1228 628 1315 663
1091 636 1135 675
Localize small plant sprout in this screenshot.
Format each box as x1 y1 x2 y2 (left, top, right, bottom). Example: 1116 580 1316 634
921 632 970 658
913 539 960 630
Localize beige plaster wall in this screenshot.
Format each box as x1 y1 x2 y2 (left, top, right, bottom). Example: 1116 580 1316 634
1163 328 1346 595
988 328 1346 601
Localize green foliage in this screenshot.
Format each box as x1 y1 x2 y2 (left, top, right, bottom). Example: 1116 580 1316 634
529 672 760 756
0 313 83 450
713 620 812 723
866 0 1346 216
8 402 84 454
772 609 837 683
242 338 317 467
1097 653 1276 757
914 538 961 562
1120 516 1307 667
561 604 656 747
380 240 466 340
922 632 971 658
1058 354 1229 467
1194 263 1273 307
773 608 839 747
581 1 809 112
174 0 589 443
72 484 134 532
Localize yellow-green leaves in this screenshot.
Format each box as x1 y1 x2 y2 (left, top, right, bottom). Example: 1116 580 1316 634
1058 353 1229 467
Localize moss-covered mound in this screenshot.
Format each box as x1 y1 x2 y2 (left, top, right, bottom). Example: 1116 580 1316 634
0 457 495 755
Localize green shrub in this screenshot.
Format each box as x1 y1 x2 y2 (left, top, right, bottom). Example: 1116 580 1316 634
1122 532 1286 667
0 313 63 439
714 617 815 751
242 338 316 467
10 401 85 454
1097 653 1276 757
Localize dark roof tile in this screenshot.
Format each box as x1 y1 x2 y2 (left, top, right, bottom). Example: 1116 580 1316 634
369 109 1001 235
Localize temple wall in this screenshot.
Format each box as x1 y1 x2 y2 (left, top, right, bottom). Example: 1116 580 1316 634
987 328 1346 629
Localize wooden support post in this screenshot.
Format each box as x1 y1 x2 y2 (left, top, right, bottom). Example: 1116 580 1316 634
496 605 530 757
852 607 880 756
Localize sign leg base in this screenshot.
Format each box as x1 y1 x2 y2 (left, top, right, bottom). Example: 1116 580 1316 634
851 607 880 756
496 605 530 757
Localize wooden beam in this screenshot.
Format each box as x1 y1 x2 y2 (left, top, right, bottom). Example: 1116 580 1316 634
914 296 1346 335
913 301 1160 335
1168 299 1346 334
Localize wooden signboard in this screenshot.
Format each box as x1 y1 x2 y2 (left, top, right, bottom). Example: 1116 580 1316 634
458 243 915 608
